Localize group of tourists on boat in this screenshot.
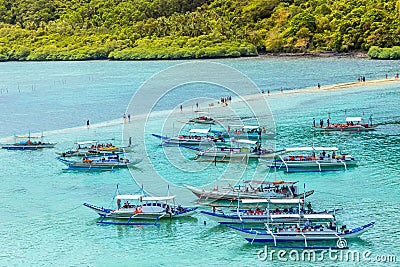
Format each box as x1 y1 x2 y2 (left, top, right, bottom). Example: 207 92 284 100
282 151 349 161
270 221 336 233
244 203 314 216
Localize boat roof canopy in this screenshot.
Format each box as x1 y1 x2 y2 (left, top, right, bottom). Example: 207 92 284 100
285 146 339 152
189 129 210 134
243 126 261 129
243 180 297 185
303 214 334 219
115 194 142 200
229 125 261 129
346 117 362 122
115 195 176 201
232 139 258 145
16 135 42 139
142 196 175 201
76 140 98 145
241 198 304 204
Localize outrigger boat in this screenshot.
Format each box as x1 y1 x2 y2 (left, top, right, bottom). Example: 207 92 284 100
313 117 375 132
184 180 314 201
56 155 141 170
211 125 271 140
56 140 132 157
151 128 225 147
2 134 56 150
201 202 338 225
186 139 281 161
83 194 198 225
227 221 375 245
266 146 358 172
189 111 215 124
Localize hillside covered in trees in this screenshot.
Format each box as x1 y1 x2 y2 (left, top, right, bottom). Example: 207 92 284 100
0 0 399 60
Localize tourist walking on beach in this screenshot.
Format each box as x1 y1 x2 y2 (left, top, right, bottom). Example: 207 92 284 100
180 105 182 112
123 113 127 123
317 83 321 89
87 120 90 129
128 114 131 122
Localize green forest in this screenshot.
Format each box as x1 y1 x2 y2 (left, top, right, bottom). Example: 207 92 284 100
0 0 399 60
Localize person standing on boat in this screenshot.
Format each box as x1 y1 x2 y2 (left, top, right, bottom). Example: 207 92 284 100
307 202 313 214
327 118 330 126
313 118 316 127
320 119 323 127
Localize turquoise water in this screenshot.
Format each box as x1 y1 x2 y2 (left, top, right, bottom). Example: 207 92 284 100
0 58 399 266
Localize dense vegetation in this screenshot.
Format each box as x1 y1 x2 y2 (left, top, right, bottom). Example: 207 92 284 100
0 0 399 60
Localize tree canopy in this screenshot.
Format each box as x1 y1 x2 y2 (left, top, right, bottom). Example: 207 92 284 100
0 0 399 60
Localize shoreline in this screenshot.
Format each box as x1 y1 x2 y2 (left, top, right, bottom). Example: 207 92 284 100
259 51 368 58
1 77 398 142
0 51 371 63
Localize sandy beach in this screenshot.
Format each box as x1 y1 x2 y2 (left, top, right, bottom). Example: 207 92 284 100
1 76 398 143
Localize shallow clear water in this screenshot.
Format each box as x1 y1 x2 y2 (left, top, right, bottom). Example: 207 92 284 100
0 58 399 266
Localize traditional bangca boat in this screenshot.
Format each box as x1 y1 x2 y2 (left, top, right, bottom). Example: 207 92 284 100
55 140 133 157
201 204 337 225
56 155 141 170
211 125 271 140
184 180 314 201
1 134 56 150
313 117 375 132
227 220 375 245
186 139 282 161
267 146 358 172
189 111 216 124
151 128 225 147
83 194 198 225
